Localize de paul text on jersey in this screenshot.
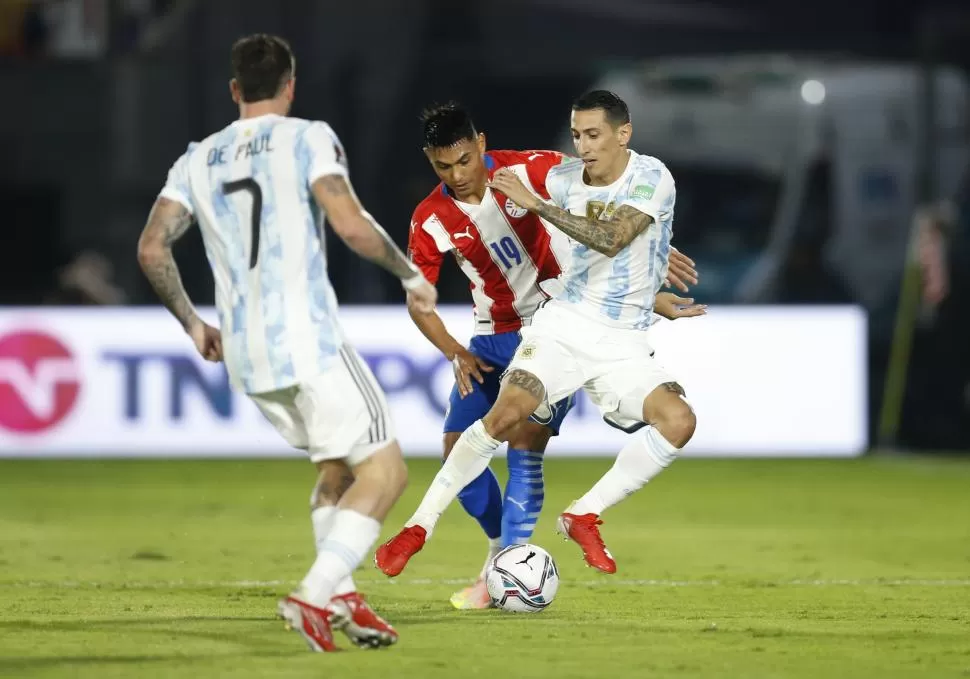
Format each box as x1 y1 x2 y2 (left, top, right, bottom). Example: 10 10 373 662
207 133 275 166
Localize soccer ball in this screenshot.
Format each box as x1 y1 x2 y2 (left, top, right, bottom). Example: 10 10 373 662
485 543 559 613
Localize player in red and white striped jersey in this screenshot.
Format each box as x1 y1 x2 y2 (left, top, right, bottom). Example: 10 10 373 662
408 144 568 334
376 103 701 607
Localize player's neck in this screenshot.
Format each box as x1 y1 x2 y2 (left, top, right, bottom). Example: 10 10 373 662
451 181 487 206
237 101 288 120
586 149 631 187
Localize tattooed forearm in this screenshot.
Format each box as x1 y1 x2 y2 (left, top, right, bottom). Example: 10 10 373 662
534 203 651 257
137 199 199 330
376 226 421 280
505 368 546 401
315 174 419 281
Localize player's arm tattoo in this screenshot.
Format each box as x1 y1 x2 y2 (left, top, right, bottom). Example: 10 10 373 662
533 203 652 257
317 174 350 196
317 175 418 281
505 369 546 401
137 198 199 330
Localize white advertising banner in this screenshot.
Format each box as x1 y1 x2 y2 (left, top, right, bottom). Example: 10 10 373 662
0 305 867 458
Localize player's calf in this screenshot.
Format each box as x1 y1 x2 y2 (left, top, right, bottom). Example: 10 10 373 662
378 372 549 574
559 383 694 573
308 462 359 600
503 422 548 546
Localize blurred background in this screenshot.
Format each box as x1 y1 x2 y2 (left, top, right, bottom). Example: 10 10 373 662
1 0 969 453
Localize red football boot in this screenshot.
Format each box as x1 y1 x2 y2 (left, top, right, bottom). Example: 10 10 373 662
277 595 349 652
331 592 398 648
374 525 427 577
556 512 617 574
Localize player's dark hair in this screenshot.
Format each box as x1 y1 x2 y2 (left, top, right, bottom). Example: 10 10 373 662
420 102 478 149
572 90 631 127
230 34 295 103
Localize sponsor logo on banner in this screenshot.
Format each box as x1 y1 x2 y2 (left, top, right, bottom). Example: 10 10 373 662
0 330 81 434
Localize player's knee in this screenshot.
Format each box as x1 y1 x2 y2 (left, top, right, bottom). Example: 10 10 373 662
483 402 532 441
656 400 696 448
507 420 551 452
310 459 355 507
486 372 545 440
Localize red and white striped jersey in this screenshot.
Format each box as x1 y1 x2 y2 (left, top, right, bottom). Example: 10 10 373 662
408 149 568 334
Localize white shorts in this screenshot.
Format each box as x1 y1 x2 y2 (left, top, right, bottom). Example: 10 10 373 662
509 301 676 430
249 345 394 466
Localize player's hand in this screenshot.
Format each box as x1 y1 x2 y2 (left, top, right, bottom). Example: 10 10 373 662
654 292 707 321
487 168 539 211
404 275 438 314
451 347 495 399
187 318 223 362
665 247 698 293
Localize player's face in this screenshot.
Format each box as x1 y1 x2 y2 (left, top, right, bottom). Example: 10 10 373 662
424 134 488 201
570 109 632 182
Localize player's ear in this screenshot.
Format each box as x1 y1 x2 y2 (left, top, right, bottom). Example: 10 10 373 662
229 79 241 105
477 132 486 155
617 122 632 147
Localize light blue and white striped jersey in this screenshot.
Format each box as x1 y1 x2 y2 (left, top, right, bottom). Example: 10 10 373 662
158 114 349 394
546 150 675 330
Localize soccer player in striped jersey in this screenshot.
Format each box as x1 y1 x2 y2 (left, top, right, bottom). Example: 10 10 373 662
375 102 703 596
136 34 436 652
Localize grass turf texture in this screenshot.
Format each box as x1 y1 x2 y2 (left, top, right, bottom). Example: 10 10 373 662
1 456 969 678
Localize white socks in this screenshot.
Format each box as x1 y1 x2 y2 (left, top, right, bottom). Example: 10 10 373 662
407 420 500 537
299 509 381 607
569 426 679 516
310 505 356 596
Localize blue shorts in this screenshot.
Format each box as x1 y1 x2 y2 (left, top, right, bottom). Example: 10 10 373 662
442 332 574 436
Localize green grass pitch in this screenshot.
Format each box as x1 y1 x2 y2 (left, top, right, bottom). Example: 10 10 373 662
1 455 969 678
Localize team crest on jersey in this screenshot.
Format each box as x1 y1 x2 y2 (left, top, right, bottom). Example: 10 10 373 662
505 198 528 219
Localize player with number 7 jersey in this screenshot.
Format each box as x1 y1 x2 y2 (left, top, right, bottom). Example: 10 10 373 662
139 34 438 652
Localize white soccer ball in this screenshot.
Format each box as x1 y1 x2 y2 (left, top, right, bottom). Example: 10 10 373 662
485 543 560 613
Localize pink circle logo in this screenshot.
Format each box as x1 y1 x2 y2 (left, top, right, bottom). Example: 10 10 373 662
0 331 81 434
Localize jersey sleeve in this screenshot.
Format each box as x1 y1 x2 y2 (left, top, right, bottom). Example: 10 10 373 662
620 162 676 220
407 209 445 285
157 143 197 214
522 150 566 199
303 122 350 186
545 166 570 209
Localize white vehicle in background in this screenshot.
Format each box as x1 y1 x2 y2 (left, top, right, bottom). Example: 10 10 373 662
568 54 969 325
